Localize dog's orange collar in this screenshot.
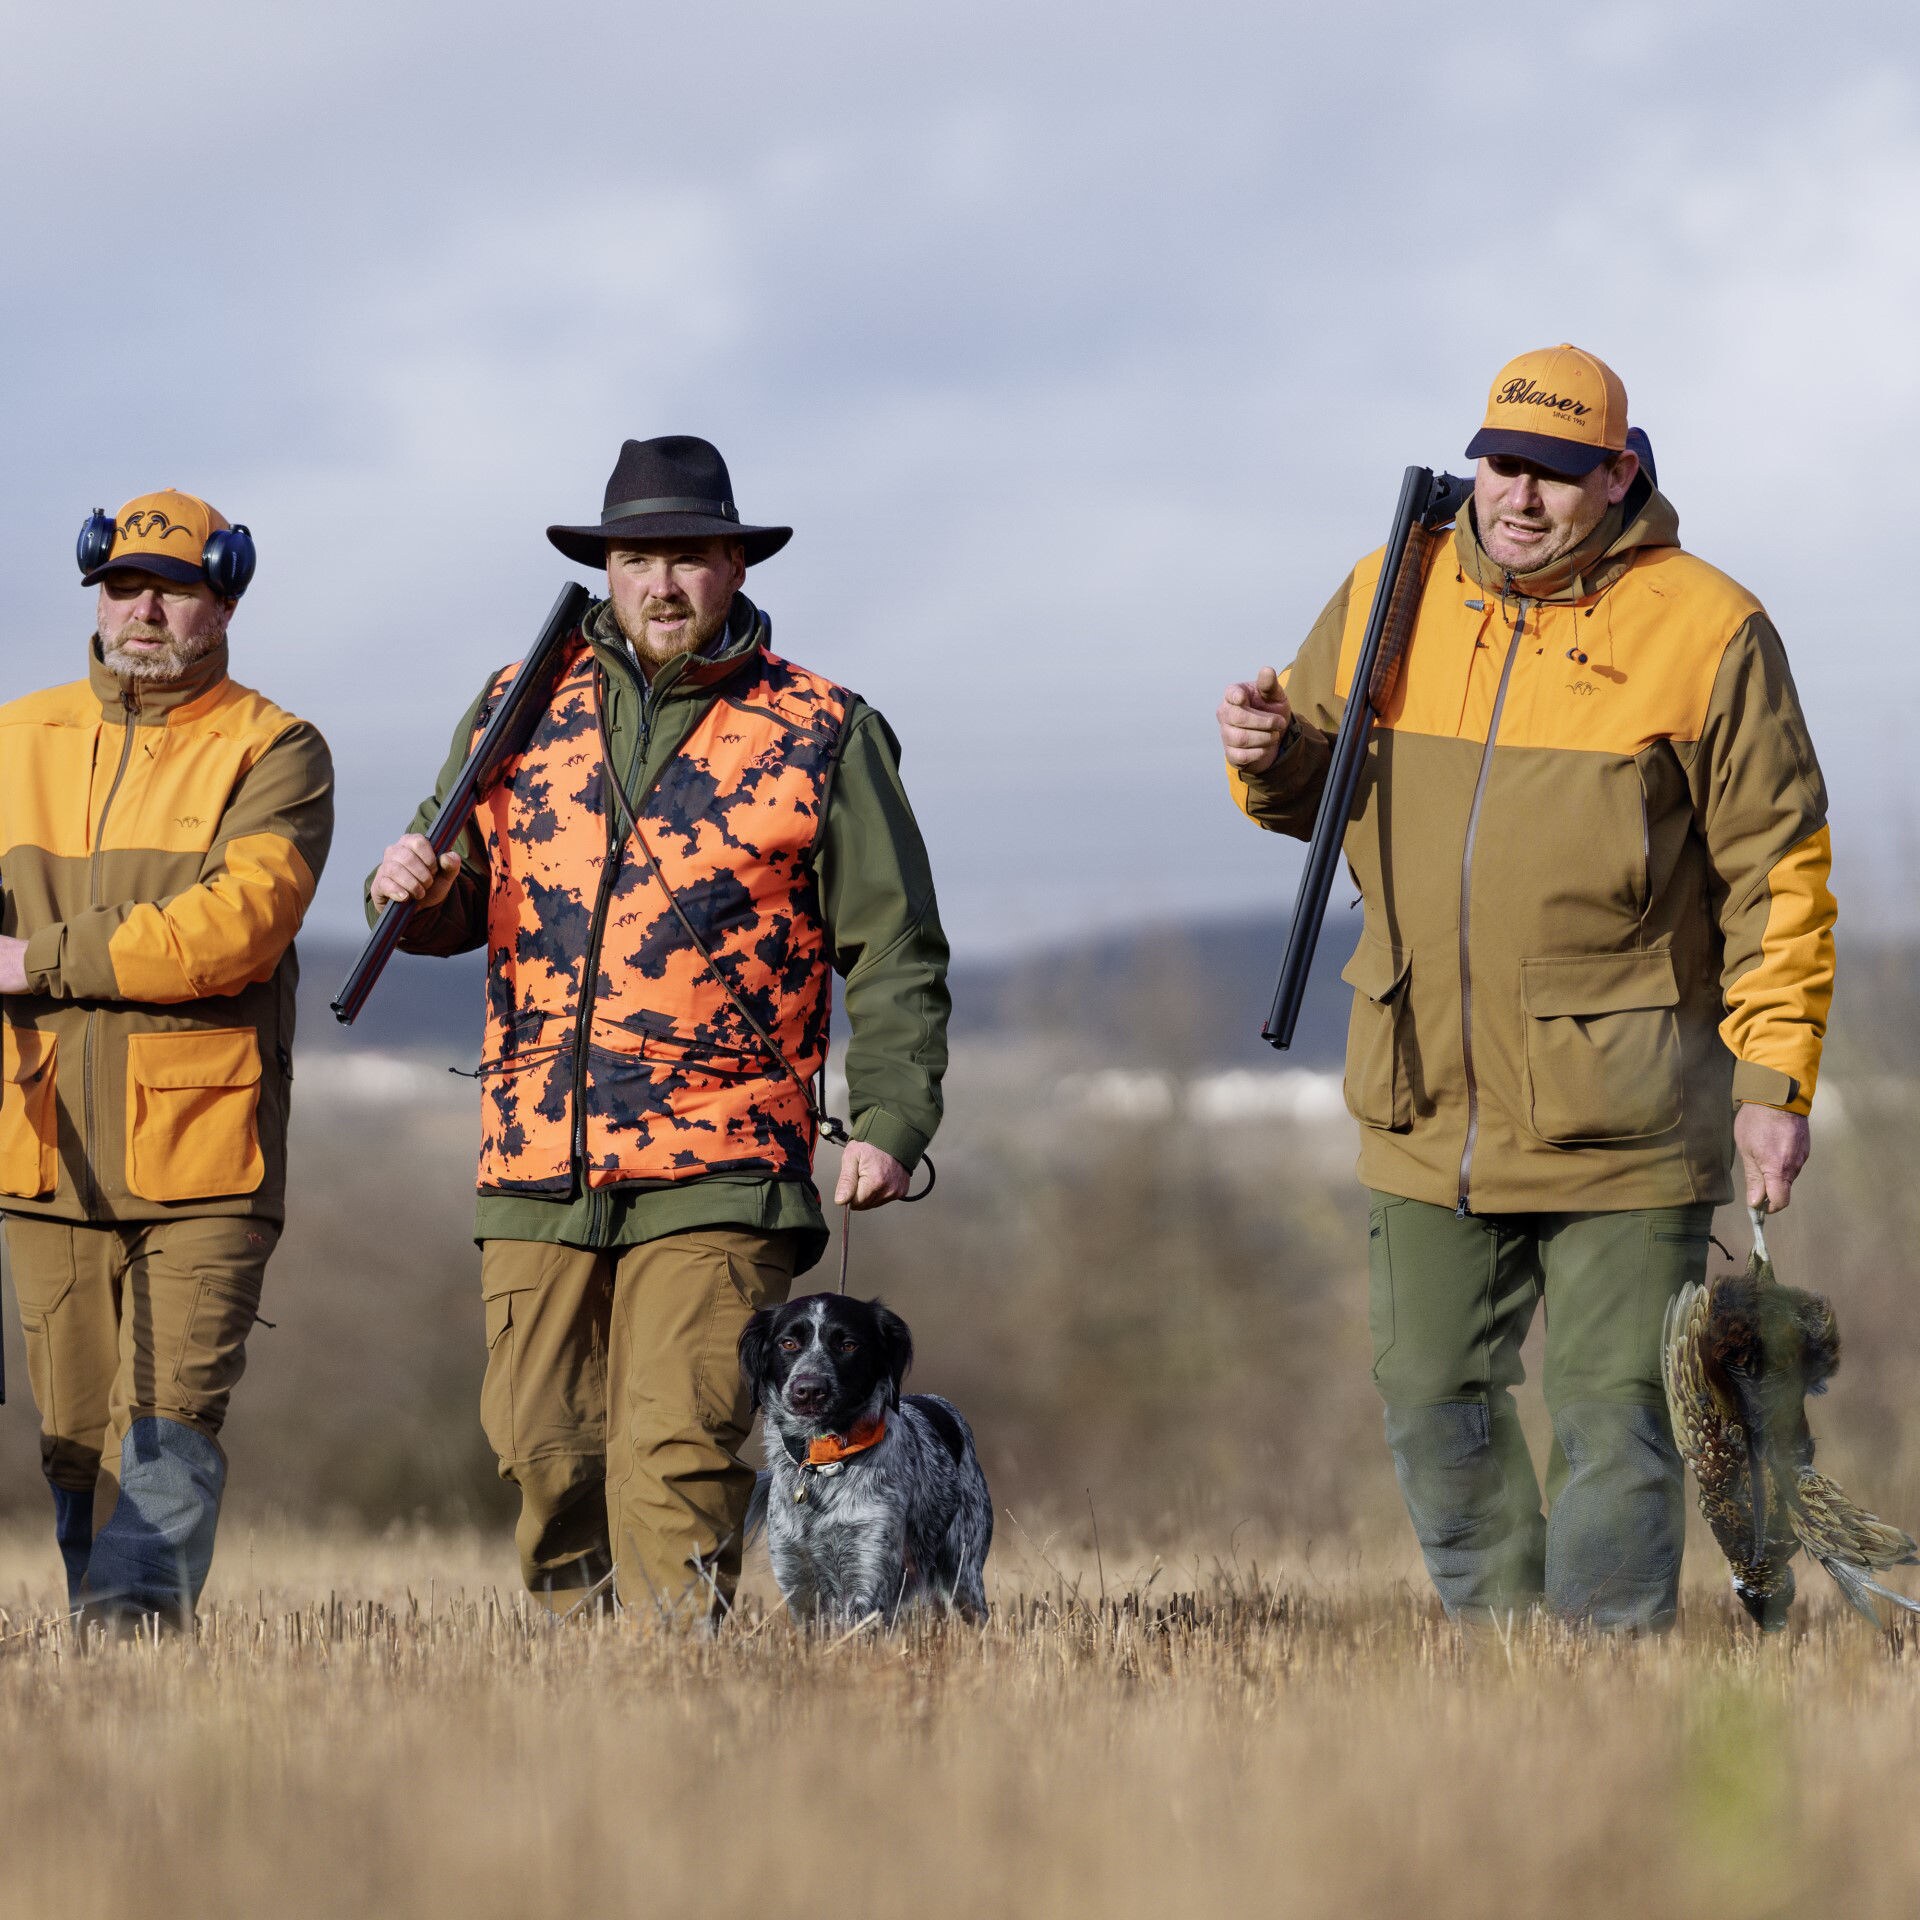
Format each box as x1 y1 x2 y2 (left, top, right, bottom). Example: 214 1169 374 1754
790 1416 887 1470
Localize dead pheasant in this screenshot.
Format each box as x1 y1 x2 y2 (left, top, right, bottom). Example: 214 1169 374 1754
1663 1205 1920 1630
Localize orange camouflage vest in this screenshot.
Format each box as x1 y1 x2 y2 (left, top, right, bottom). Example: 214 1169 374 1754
472 636 852 1195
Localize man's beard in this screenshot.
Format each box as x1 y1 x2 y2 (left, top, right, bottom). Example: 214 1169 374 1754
614 595 731 668
100 619 224 683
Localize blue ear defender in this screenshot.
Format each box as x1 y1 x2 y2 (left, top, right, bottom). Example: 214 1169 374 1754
76 508 117 576
74 511 256 598
202 524 256 599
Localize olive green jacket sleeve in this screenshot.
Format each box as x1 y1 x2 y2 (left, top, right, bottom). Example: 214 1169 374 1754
1685 613 1835 1115
1227 574 1346 836
815 701 950 1170
361 677 494 956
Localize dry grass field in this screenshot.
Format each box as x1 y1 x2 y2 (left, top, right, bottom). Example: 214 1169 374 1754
3 943 1920 1914
0 1524 1916 1919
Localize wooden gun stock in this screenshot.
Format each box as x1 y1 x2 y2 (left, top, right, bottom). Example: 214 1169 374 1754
1260 467 1472 1050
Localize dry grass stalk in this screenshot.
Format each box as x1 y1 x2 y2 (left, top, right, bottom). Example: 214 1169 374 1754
0 1526 1908 1918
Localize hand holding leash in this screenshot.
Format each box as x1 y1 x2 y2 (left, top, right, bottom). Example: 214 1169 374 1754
834 1140 910 1209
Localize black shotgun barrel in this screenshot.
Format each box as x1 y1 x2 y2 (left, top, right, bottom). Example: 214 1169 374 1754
330 580 594 1025
1260 467 1471 1050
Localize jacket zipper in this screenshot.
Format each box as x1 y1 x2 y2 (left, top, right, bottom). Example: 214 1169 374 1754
562 628 749 1224
82 688 141 1219
1454 597 1527 1216
1635 778 1652 927
570 856 623 1236
569 671 645 1237
569 648 679 1236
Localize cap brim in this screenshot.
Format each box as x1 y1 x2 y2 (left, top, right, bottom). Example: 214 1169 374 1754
80 553 206 588
1464 428 1619 478
547 514 793 569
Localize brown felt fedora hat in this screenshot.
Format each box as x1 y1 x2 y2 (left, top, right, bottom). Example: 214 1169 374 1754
547 435 792 568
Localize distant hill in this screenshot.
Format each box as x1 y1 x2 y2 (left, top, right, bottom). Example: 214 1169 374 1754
944 907 1356 1070
293 905 1359 1071
294 941 487 1057
294 906 1918 1080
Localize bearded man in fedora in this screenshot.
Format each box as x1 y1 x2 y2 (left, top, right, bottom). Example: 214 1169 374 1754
370 435 950 1618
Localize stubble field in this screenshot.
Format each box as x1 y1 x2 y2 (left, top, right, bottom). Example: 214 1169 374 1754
0 1525 1916 1919
4 940 1920 1914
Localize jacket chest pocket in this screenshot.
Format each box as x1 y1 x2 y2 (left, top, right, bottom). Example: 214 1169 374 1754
1341 933 1414 1131
0 1027 58 1199
1520 950 1682 1144
124 1028 265 1203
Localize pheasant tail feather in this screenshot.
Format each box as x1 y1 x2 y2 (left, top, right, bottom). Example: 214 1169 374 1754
1814 1554 1920 1630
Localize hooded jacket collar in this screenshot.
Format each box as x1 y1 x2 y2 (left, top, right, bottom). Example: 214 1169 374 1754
1455 482 1681 603
87 634 231 722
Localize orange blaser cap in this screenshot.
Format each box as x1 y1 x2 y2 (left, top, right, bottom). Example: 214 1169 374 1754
82 489 231 587
1464 344 1629 477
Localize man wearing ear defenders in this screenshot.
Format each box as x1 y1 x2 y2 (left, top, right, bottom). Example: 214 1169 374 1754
1218 346 1834 1632
0 490 333 1628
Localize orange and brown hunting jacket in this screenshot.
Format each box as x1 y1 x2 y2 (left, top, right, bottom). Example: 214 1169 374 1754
1231 484 1833 1214
0 640 334 1223
375 596 949 1260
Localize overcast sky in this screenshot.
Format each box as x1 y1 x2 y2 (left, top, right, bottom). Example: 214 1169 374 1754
6 1 1918 957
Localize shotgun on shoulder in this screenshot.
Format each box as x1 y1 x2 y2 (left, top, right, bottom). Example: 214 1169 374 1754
331 580 594 1024
1261 467 1473 1049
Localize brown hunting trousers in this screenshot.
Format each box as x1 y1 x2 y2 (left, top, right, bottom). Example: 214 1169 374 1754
479 1227 797 1617
1 1214 270 1616
2 1214 270 1512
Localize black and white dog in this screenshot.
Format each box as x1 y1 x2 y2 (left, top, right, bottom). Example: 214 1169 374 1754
739 1294 991 1624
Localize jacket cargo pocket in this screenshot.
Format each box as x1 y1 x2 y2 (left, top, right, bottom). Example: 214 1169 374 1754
1341 932 1413 1131
1521 950 1682 1144
124 1028 265 1203
0 1027 58 1199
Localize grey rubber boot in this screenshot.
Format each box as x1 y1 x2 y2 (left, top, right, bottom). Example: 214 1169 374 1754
1544 1400 1684 1631
50 1485 92 1612
83 1417 227 1628
1383 1401 1547 1620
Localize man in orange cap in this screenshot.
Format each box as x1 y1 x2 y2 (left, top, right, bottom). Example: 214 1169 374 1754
0 491 333 1626
1217 347 1834 1629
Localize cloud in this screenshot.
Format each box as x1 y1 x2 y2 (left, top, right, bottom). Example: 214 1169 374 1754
4 1 1916 955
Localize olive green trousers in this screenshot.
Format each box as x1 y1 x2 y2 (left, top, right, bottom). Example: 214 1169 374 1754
1367 1193 1713 1631
479 1227 797 1619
